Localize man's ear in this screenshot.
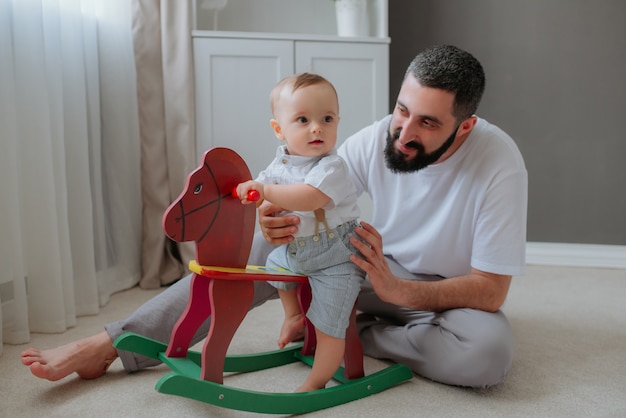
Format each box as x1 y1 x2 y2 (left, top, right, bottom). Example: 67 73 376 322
457 116 477 137
270 119 284 140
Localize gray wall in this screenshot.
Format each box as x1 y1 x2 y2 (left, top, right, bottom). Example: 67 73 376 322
389 0 626 245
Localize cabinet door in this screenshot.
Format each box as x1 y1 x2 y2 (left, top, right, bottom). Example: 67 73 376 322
295 41 389 147
193 38 293 177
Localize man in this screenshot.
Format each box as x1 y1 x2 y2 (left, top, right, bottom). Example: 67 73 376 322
22 45 527 388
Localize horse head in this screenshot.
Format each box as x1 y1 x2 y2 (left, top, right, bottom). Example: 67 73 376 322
162 148 256 268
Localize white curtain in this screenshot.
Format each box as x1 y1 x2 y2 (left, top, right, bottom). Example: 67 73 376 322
131 0 196 290
0 0 141 354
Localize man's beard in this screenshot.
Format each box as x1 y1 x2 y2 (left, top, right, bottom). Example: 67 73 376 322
384 123 459 173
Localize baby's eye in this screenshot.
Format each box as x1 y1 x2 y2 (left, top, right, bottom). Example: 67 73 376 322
296 116 308 123
193 184 203 194
324 116 334 123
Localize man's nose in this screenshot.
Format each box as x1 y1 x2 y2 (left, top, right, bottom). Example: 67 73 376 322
397 124 418 145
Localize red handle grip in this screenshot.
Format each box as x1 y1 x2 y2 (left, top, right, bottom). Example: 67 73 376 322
232 188 260 202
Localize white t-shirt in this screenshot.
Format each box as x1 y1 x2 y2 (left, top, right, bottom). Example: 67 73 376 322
338 115 527 278
256 145 360 238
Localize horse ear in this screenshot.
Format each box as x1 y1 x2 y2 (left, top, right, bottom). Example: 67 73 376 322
202 148 213 166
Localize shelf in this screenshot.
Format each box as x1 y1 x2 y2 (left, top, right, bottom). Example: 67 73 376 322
193 0 388 39
191 30 390 44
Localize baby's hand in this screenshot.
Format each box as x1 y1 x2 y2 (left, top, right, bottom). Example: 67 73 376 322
235 181 263 204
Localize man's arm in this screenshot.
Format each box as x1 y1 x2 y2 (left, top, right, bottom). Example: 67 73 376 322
350 221 511 313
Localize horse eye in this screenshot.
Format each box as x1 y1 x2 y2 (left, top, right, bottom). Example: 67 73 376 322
193 184 202 194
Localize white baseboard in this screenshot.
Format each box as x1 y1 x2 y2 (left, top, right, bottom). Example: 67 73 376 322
526 242 626 269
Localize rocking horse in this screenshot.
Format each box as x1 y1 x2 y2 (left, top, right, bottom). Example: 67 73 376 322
113 147 412 414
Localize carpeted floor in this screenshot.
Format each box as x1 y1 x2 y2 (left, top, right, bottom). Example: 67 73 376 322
1 264 625 417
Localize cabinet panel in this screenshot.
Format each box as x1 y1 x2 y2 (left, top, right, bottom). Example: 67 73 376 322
295 41 389 147
193 35 389 204
193 38 293 176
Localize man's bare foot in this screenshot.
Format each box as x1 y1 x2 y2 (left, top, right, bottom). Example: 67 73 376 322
277 314 305 349
21 331 118 381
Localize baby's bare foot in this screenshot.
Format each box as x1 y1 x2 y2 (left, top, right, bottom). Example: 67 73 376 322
277 314 305 349
21 331 117 381
295 382 325 393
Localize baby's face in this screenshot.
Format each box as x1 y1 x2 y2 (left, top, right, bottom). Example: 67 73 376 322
274 83 339 158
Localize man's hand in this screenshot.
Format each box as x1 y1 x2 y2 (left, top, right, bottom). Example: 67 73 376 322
350 221 400 304
257 200 300 245
350 221 512 312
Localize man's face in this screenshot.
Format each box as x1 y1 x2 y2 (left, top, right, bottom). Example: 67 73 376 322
385 74 462 173
384 123 458 173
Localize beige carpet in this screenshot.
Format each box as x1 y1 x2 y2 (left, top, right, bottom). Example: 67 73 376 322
1 265 625 417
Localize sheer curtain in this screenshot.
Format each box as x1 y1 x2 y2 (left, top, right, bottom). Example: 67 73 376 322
131 0 196 290
0 0 141 354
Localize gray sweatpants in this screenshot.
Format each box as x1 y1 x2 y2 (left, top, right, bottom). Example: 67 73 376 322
106 232 513 388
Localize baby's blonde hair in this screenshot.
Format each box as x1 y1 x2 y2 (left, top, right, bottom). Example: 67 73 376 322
269 73 338 117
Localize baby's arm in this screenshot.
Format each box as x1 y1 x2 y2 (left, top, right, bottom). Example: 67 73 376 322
264 183 330 211
235 181 330 211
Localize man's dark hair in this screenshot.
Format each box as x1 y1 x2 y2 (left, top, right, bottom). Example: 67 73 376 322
405 45 486 121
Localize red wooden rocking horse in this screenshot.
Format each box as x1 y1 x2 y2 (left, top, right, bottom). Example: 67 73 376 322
114 147 412 414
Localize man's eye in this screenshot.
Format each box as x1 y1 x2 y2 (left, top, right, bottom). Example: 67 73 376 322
193 184 203 194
